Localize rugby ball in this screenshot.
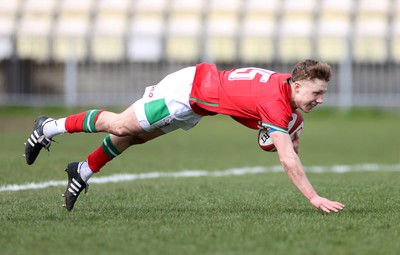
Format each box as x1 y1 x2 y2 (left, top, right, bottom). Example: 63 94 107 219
258 111 304 152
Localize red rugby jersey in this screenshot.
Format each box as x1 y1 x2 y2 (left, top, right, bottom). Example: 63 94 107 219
189 63 295 132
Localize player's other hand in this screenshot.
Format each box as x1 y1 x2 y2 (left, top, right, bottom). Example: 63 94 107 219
292 132 300 154
310 195 345 213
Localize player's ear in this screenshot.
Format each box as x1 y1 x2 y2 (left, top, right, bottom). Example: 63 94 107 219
293 81 302 94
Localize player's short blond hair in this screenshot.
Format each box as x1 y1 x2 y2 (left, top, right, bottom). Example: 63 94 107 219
291 59 331 82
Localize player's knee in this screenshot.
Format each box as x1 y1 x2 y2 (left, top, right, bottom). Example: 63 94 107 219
113 111 144 136
128 135 148 145
110 126 131 137
127 129 164 145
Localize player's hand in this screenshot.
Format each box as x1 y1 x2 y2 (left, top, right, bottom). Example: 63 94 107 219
310 195 345 213
292 132 300 154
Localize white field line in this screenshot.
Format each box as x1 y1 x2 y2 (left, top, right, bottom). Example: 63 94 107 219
1 164 399 192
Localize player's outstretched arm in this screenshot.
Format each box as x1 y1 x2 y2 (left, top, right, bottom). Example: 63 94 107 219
269 131 345 213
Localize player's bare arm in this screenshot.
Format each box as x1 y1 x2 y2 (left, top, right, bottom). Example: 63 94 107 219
269 131 345 213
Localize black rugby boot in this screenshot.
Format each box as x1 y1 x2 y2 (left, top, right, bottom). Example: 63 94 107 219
24 116 53 165
63 162 89 211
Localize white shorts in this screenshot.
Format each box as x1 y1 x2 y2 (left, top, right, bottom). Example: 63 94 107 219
134 66 202 133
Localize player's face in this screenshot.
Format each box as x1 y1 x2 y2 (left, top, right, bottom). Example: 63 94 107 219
293 79 328 113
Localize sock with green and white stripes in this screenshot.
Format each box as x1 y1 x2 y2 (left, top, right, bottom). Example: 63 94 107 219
87 134 121 173
64 109 104 133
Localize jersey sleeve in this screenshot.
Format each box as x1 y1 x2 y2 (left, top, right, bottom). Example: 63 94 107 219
231 116 262 129
257 100 292 133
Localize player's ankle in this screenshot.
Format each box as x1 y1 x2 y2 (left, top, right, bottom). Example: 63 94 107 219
79 161 94 182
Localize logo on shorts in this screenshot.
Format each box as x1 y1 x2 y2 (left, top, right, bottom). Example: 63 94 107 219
155 117 173 128
148 85 157 98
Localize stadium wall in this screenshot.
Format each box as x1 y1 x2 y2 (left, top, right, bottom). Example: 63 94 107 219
0 58 399 108
0 0 399 108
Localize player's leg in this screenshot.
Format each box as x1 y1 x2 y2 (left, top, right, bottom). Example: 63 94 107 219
61 103 173 211
86 128 166 177
63 129 165 211
93 102 147 136
61 66 201 211
24 104 142 165
48 103 146 137
24 66 198 165
24 109 106 165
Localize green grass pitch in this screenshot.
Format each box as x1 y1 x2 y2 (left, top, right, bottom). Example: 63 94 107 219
0 107 399 255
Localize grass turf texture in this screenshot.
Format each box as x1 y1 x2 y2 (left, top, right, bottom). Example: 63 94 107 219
0 107 399 255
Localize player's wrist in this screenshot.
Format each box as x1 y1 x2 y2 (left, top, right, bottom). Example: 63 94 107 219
308 194 320 202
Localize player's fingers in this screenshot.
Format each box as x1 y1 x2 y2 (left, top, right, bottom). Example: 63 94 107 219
322 202 345 213
326 205 339 213
337 202 345 208
319 204 335 213
331 201 345 210
292 132 300 144
319 205 331 213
